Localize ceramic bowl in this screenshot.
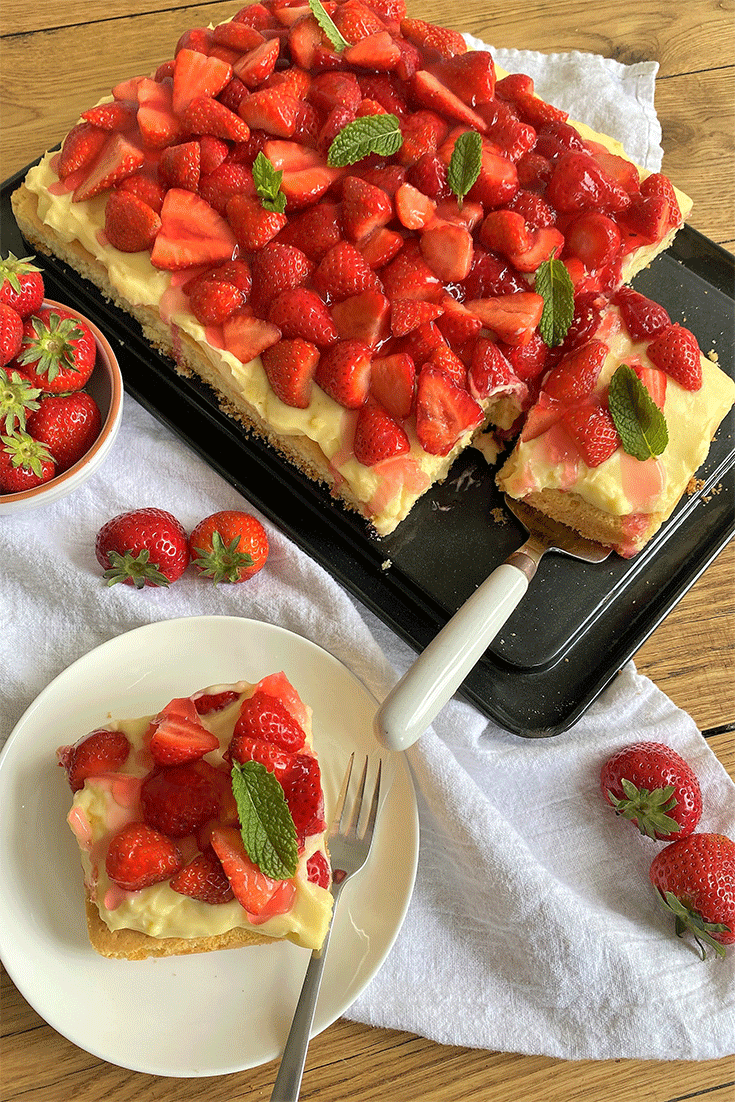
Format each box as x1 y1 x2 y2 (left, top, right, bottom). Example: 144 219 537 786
0 299 124 515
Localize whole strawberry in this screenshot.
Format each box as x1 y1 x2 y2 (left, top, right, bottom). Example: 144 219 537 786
601 741 702 840
0 432 56 494
14 306 97 394
0 253 45 318
189 509 269 582
649 833 735 958
0 303 23 367
27 391 102 473
95 507 190 587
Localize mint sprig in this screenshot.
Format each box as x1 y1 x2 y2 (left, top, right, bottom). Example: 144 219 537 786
447 130 482 209
231 760 298 880
535 257 574 347
252 152 287 214
608 363 668 461
308 0 352 51
327 114 403 167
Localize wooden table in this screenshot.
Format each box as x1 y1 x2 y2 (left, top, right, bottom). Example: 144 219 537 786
1 2 733 1099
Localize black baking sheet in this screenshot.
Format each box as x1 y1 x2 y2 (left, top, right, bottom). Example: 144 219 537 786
3 163 733 736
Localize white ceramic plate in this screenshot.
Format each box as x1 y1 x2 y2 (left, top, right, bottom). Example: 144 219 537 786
0 616 419 1077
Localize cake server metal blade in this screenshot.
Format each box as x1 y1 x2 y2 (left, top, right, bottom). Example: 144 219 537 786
374 496 611 751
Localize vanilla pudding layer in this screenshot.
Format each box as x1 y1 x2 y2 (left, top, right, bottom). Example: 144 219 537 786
497 306 735 554
66 682 333 951
13 87 690 536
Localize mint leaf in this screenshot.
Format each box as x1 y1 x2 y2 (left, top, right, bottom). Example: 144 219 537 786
308 0 352 51
535 257 574 347
608 364 669 461
252 151 287 214
231 760 298 880
447 130 482 208
327 114 403 167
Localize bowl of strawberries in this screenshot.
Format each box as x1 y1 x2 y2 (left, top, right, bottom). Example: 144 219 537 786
0 253 124 513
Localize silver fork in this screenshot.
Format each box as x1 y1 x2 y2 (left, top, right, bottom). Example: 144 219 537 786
270 754 382 1102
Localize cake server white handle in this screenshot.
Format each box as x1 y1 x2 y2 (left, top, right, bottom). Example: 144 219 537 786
374 545 544 752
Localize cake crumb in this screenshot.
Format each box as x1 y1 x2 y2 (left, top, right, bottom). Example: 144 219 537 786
707 349 719 363
381 559 392 571
687 477 705 495
490 507 507 525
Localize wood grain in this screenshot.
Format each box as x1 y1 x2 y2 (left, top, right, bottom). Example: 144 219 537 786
1 1 733 1100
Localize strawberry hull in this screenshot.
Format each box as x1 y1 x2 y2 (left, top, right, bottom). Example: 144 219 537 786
11 1 734 548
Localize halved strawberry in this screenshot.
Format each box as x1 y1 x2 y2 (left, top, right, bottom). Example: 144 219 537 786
632 363 667 409
172 48 233 115
358 226 404 269
406 151 449 200
314 338 373 408
151 189 237 269
58 122 108 181
333 0 386 42
228 733 295 780
58 727 131 792
478 100 537 162
640 172 682 227
306 850 331 888
426 344 467 388
431 49 495 106
313 241 382 302
238 87 301 138
169 847 235 904
562 403 620 467
232 37 281 87
463 292 544 346
546 151 631 214
194 690 240 714
104 189 161 252
211 20 267 52
369 352 416 419
353 398 410 465
543 338 609 401
309 71 361 114
210 825 286 914
565 211 622 271
613 286 671 342
106 822 184 892
274 199 343 261
419 221 474 282
199 162 256 215
344 31 401 70
184 95 250 142
460 248 527 299
250 242 314 309
141 760 222 837
618 194 670 247
381 240 443 302
188 277 243 326
415 364 483 455
479 209 533 258
467 338 518 400
72 133 145 203
646 323 702 391
341 175 393 242
400 17 468 59
410 70 488 132
395 182 436 230
397 109 448 167
280 753 327 845
136 78 183 149
330 289 390 346
465 141 518 208
159 140 201 191
222 310 281 362
233 689 306 751
82 101 137 132
149 698 220 766
390 299 443 337
226 193 287 251
267 287 338 346
261 336 320 407
117 172 167 214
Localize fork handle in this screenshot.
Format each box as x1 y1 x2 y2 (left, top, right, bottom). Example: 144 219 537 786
374 560 534 752
270 890 341 1102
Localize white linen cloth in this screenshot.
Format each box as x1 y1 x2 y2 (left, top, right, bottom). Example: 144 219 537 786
2 48 734 1064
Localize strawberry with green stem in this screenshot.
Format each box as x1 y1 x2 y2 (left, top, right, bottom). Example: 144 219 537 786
189 509 269 583
15 307 97 394
95 507 190 587
649 833 735 959
0 253 45 318
601 741 703 840
0 432 56 493
0 367 41 432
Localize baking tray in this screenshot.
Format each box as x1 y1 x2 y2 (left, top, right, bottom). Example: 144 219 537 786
3 163 734 736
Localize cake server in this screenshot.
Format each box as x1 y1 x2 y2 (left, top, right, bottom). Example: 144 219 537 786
374 497 611 752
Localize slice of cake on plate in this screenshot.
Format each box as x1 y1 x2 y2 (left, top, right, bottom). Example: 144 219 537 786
10 1 733 549
58 671 333 959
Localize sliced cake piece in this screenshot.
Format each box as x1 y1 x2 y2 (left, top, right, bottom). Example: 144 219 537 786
58 672 333 959
10 1 697 537
496 290 735 557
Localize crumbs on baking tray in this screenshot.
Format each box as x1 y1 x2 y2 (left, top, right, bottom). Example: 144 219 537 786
687 477 723 502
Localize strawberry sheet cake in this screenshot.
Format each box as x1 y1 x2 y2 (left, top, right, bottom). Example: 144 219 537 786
11 0 735 552
58 672 333 959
